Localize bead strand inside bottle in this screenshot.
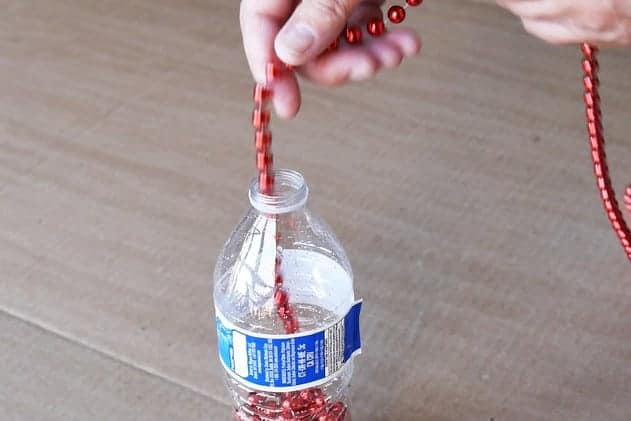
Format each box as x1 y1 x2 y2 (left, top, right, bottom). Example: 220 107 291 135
239 64 352 421
240 3 432 417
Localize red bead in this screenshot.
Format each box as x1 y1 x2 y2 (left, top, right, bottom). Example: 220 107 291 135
388 5 406 24
329 37 340 51
367 18 385 37
309 403 324 417
247 393 265 405
256 151 273 171
581 43 596 57
583 75 594 91
585 107 599 124
275 273 283 286
266 63 280 83
345 26 362 44
252 108 270 130
255 130 271 151
277 305 286 319
582 59 597 75
259 171 274 194
275 256 282 271
284 316 299 333
278 412 291 421
253 84 272 104
291 398 307 411
274 289 289 306
330 402 345 414
406 0 423 5
278 304 292 319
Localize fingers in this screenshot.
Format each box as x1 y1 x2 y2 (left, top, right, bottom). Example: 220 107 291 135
275 0 364 65
240 0 294 82
241 0 422 118
520 18 577 44
521 16 629 46
272 72 302 119
240 0 301 118
496 0 576 44
497 0 631 45
299 48 379 85
299 28 421 85
384 28 423 56
496 0 570 20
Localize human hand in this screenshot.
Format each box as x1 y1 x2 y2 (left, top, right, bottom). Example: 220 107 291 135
240 0 422 119
497 0 631 45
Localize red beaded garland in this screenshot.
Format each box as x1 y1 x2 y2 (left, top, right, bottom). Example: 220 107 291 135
274 273 283 286
252 108 270 130
283 317 299 333
581 43 631 261
246 64 351 421
266 62 280 83
255 130 271 151
253 84 272 103
274 288 289 306
367 18 385 36
258 171 274 194
387 5 406 24
277 304 291 319
329 1 426 45
256 151 273 171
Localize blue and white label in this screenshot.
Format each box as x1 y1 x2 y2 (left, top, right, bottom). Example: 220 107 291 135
215 301 362 392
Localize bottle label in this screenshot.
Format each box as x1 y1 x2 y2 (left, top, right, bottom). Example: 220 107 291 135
215 300 362 392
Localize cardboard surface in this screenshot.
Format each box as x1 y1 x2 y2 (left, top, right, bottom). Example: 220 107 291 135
1 0 630 420
0 313 228 420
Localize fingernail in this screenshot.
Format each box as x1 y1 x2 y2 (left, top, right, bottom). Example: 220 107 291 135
277 23 315 58
350 60 375 81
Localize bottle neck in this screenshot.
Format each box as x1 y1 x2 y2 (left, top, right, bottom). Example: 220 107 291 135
249 169 309 215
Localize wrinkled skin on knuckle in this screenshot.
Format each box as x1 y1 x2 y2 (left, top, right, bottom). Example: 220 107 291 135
310 0 353 24
571 2 627 43
521 19 563 43
578 9 614 32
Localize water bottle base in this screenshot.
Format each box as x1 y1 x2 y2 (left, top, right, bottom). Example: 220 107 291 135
226 376 351 421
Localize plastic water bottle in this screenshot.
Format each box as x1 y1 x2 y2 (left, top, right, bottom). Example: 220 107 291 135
213 169 362 420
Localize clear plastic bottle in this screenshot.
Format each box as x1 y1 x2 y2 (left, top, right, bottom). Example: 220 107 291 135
213 169 361 421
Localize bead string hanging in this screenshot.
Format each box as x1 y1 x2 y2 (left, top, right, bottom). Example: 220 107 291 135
241 3 631 421
250 63 347 421
580 44 631 262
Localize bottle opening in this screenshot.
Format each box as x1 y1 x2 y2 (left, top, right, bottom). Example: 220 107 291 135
249 169 309 214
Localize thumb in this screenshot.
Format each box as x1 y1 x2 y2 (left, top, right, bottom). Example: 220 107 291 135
275 0 361 65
